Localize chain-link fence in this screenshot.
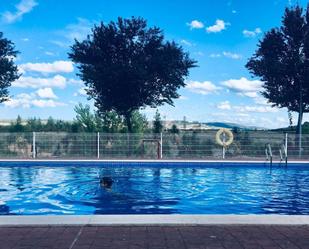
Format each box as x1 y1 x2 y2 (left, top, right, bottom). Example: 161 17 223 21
0 131 308 160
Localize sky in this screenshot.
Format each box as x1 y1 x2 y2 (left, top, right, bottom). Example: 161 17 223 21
0 0 308 128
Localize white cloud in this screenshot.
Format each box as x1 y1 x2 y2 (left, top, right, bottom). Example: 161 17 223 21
19 60 74 74
276 117 286 124
234 105 278 113
74 87 87 97
210 53 222 58
65 18 92 41
21 38 29 42
243 28 262 37
221 77 263 98
36 88 57 99
217 101 231 110
4 93 32 108
211 51 242 59
194 51 204 56
232 10 237 14
2 0 38 23
50 40 67 48
45 51 56 56
254 96 270 106
4 92 65 109
31 99 66 108
12 75 67 89
186 80 220 95
222 51 242 59
68 78 83 85
52 18 93 47
206 20 228 33
180 39 194 46
187 20 204 29
179 96 188 100
216 98 278 114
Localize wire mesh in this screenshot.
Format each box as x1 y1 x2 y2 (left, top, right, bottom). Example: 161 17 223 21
0 131 307 160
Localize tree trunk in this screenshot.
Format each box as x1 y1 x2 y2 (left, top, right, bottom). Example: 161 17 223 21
296 110 303 135
296 88 303 158
124 112 133 133
124 112 133 157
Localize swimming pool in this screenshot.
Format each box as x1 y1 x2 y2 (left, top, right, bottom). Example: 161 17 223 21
0 161 309 215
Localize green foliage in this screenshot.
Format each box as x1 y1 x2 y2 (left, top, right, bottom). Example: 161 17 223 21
68 16 196 132
0 32 20 103
74 103 148 133
74 103 97 132
180 132 199 157
0 106 149 133
153 110 163 133
246 5 309 133
26 118 43 132
130 111 148 133
170 124 179 134
100 111 125 133
9 115 24 132
45 117 56 131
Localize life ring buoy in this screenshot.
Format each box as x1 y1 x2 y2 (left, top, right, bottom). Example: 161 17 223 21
216 128 234 147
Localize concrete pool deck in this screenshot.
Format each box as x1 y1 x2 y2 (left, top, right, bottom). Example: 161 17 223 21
0 225 308 249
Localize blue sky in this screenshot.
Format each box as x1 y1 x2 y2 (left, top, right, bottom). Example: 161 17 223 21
0 0 308 128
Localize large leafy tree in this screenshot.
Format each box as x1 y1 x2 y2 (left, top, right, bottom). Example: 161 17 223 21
69 17 196 132
246 5 309 135
0 32 19 103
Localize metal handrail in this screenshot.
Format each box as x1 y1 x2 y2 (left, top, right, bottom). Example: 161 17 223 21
281 142 288 166
265 143 272 166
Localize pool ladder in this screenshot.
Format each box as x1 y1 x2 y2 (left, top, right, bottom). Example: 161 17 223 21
265 143 288 167
279 143 288 167
265 143 273 167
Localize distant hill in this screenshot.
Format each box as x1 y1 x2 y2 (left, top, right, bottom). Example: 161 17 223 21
204 122 264 130
272 122 309 133
162 120 265 130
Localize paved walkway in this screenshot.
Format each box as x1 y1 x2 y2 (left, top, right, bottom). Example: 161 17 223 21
0 225 308 249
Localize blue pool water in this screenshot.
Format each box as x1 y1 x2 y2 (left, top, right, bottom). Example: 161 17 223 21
0 161 309 215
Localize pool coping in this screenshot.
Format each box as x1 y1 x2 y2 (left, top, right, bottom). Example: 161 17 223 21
1 215 309 226
0 159 308 163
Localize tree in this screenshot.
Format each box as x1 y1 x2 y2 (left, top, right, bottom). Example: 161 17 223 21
130 111 148 133
10 115 24 132
0 32 20 103
246 5 309 136
74 103 97 132
45 117 56 131
26 118 42 131
170 124 179 134
153 110 163 133
69 17 196 132
100 110 125 133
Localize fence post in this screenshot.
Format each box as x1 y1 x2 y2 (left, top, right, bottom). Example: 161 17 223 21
32 132 36 159
160 132 163 159
97 132 100 159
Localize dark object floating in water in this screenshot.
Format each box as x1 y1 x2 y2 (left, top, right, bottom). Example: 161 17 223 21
100 177 114 189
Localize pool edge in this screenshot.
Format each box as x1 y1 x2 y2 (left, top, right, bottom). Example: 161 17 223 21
0 159 308 163
1 215 309 226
